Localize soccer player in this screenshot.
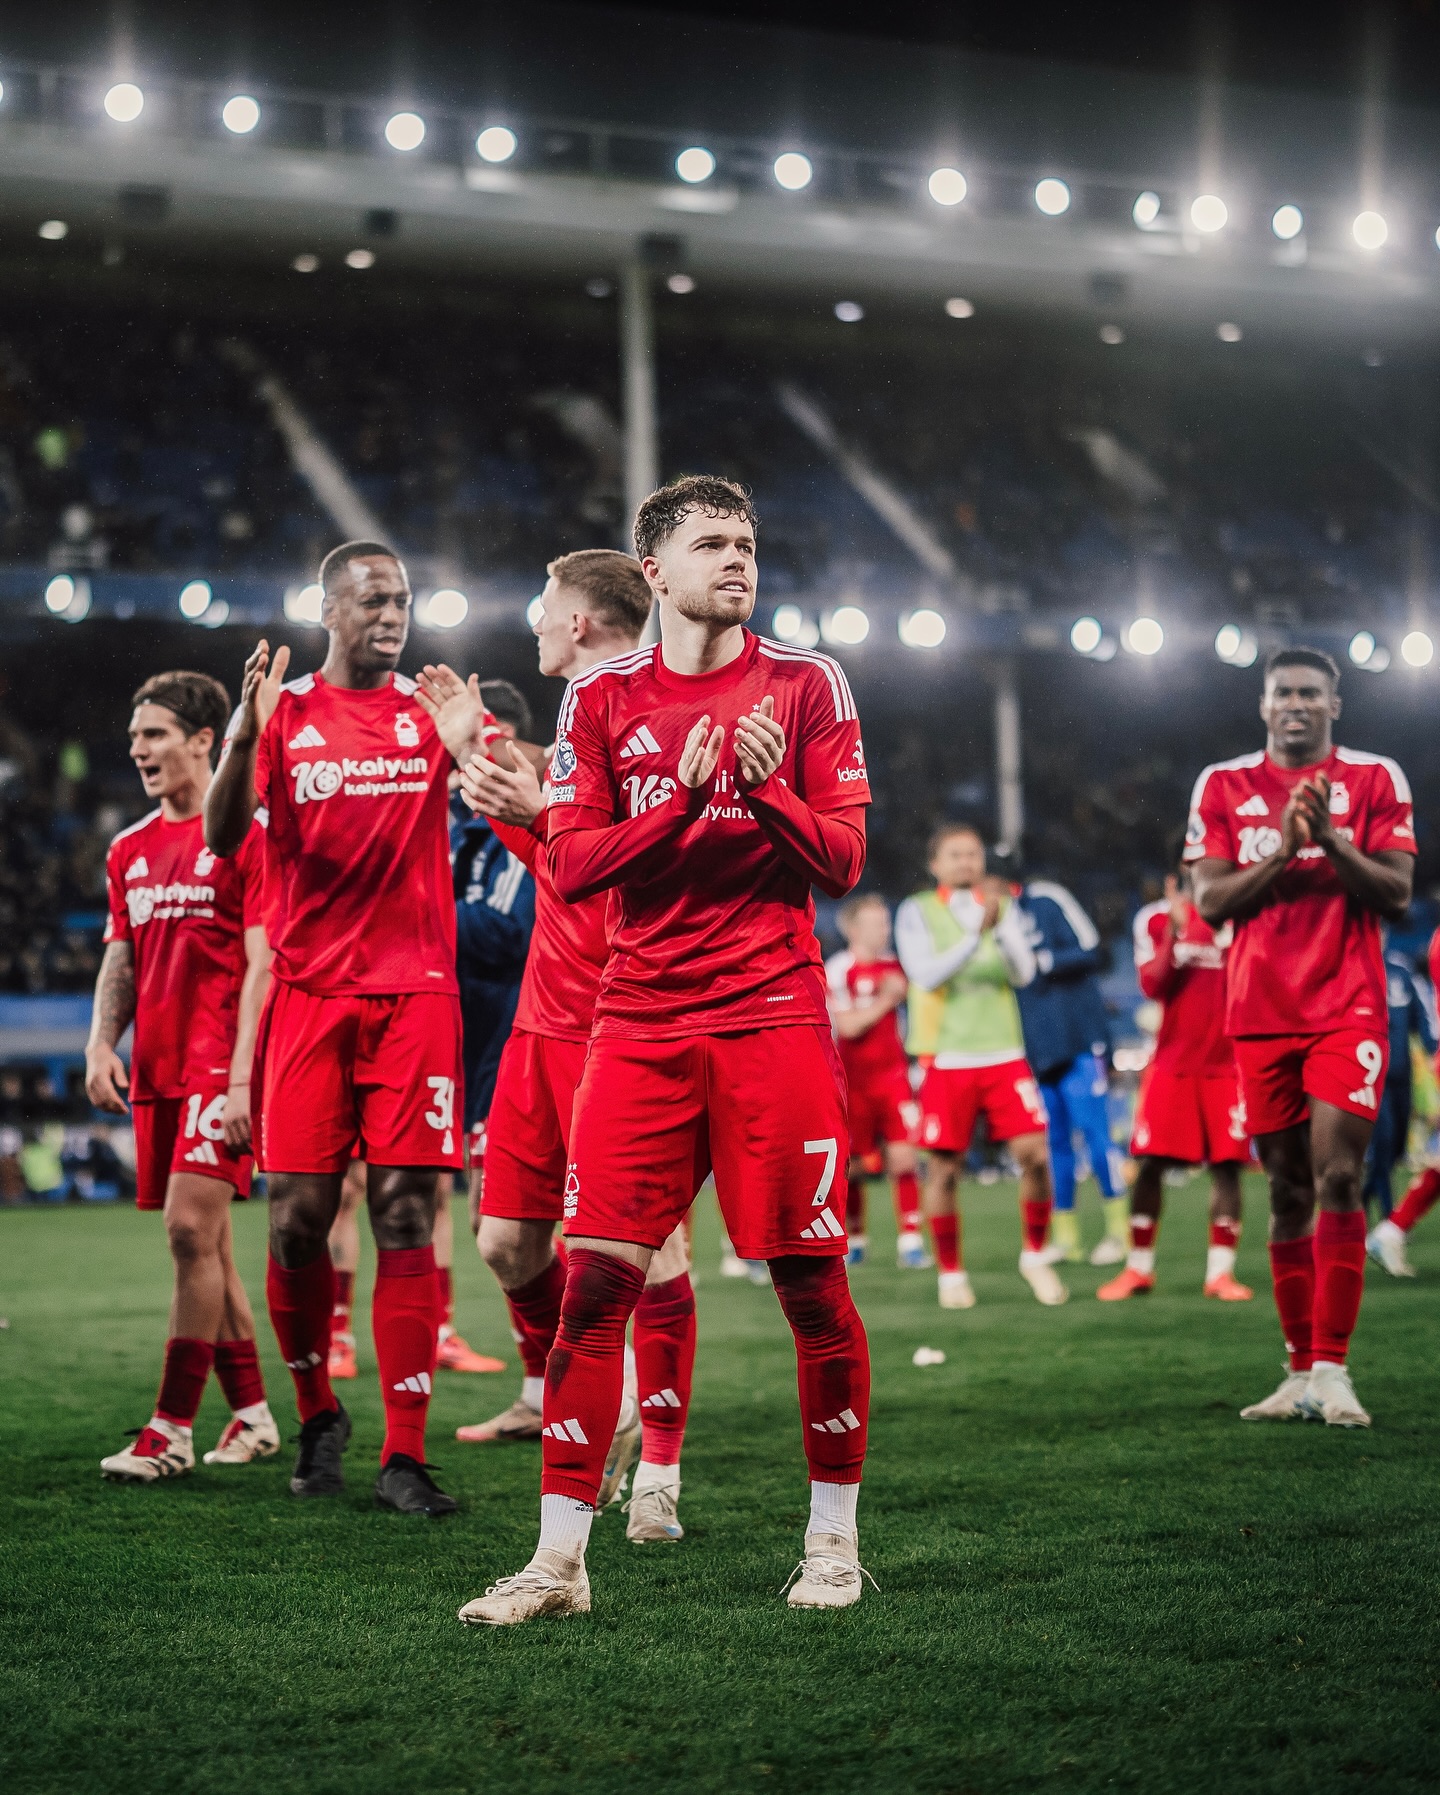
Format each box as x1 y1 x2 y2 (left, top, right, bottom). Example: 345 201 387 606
1359 933 1435 1221
1014 873 1125 1265
88 671 278 1481
205 539 492 1514
1187 647 1414 1428
825 892 928 1268
455 549 697 1546
1097 868 1252 1301
1368 923 1440 1276
458 477 872 1626
896 829 1065 1309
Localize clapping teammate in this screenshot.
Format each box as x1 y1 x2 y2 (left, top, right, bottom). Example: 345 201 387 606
1187 649 1414 1427
460 477 873 1625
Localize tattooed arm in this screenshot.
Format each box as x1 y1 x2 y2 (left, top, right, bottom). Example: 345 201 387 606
85 940 136 1112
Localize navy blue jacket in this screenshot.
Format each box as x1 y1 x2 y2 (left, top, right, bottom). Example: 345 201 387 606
1015 880 1112 1080
451 798 535 1128
1384 948 1437 1085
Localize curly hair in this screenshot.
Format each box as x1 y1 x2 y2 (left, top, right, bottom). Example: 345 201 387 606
632 474 757 562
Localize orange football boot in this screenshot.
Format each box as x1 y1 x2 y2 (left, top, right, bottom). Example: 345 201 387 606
1096 1266 1155 1301
328 1332 358 1379
1203 1270 1254 1301
436 1328 506 1374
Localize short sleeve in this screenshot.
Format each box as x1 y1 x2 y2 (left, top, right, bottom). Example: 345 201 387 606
102 843 130 945
239 824 267 930
550 682 616 819
1183 765 1234 864
793 660 870 810
1362 759 1416 857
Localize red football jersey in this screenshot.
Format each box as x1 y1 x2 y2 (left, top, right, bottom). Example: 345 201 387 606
103 809 264 1100
548 631 870 1038
245 671 458 996
490 813 609 1042
826 950 909 1085
1184 746 1415 1037
1132 900 1234 1075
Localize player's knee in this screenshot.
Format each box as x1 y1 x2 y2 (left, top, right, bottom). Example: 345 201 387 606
770 1255 857 1346
1314 1159 1363 1211
166 1213 217 1266
1012 1132 1049 1173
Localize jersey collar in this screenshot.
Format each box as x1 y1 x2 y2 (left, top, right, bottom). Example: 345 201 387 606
650 628 758 693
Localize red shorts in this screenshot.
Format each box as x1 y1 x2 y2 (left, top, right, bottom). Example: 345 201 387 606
918 1059 1048 1152
846 1067 918 1162
1130 1065 1250 1165
132 1087 253 1210
253 981 465 1174
566 1025 850 1259
1233 1029 1389 1136
481 1030 589 1221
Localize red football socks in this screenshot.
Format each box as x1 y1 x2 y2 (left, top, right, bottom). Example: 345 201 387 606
929 1212 960 1273
771 1256 869 1483
1391 1166 1440 1233
1210 1217 1240 1251
541 1249 646 1504
1268 1235 1315 1371
1312 1210 1366 1364
1021 1197 1052 1255
373 1246 439 1464
892 1171 922 1234
267 1251 337 1421
634 1272 696 1467
436 1265 455 1330
155 1337 214 1427
845 1177 866 1234
213 1338 266 1412
505 1253 567 1379
332 1268 355 1333
1130 1215 1158 1253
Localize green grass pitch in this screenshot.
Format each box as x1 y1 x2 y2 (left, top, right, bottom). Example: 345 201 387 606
2 1177 1438 1795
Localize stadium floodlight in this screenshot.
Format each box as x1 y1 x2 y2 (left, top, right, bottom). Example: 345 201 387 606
1215 624 1259 667
1349 630 1376 667
675 146 715 184
1124 616 1164 656
284 582 325 625
38 220 68 241
0 82 5 106
666 273 696 294
345 248 375 269
773 152 813 191
104 82 144 123
1215 624 1241 660
1401 629 1433 667
1099 324 1125 345
834 301 863 323
222 95 260 135
421 588 469 629
385 112 425 151
178 580 212 620
1353 210 1388 250
292 253 319 273
1035 178 1070 216
772 604 804 641
899 608 946 649
476 125 517 163
1070 616 1102 655
526 594 545 628
927 167 967 206
822 605 869 646
944 297 975 319
1216 321 1243 343
199 599 230 629
1190 194 1228 233
1272 204 1303 240
44 574 75 613
1132 190 1161 227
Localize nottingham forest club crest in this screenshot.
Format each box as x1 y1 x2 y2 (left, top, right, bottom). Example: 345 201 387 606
394 712 421 748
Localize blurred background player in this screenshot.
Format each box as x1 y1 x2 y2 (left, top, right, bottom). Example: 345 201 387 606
458 549 696 1546
1359 929 1435 1223
826 892 928 1269
896 827 1065 1309
88 672 277 1482
206 540 491 1515
1189 648 1415 1428
1098 867 1251 1302
1012 869 1124 1266
1368 921 1440 1277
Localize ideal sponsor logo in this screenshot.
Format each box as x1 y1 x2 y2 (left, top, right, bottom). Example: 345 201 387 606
837 739 868 783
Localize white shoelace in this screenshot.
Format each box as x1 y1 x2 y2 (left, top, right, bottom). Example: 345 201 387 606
779 1551 880 1596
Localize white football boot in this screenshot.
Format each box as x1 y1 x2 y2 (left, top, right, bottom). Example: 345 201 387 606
624 1480 684 1543
784 1531 876 1610
101 1418 195 1483
937 1270 976 1310
203 1408 281 1465
895 1229 933 1270
597 1391 642 1506
1239 1367 1312 1421
1300 1362 1372 1428
1366 1219 1416 1279
458 1551 591 1626
1088 1234 1128 1267
1019 1251 1069 1305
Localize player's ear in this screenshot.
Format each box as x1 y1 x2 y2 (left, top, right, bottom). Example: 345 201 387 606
193 726 215 760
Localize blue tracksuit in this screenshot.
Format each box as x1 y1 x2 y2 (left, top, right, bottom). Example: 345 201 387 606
452 801 535 1133
1363 949 1438 1217
1016 880 1117 1207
